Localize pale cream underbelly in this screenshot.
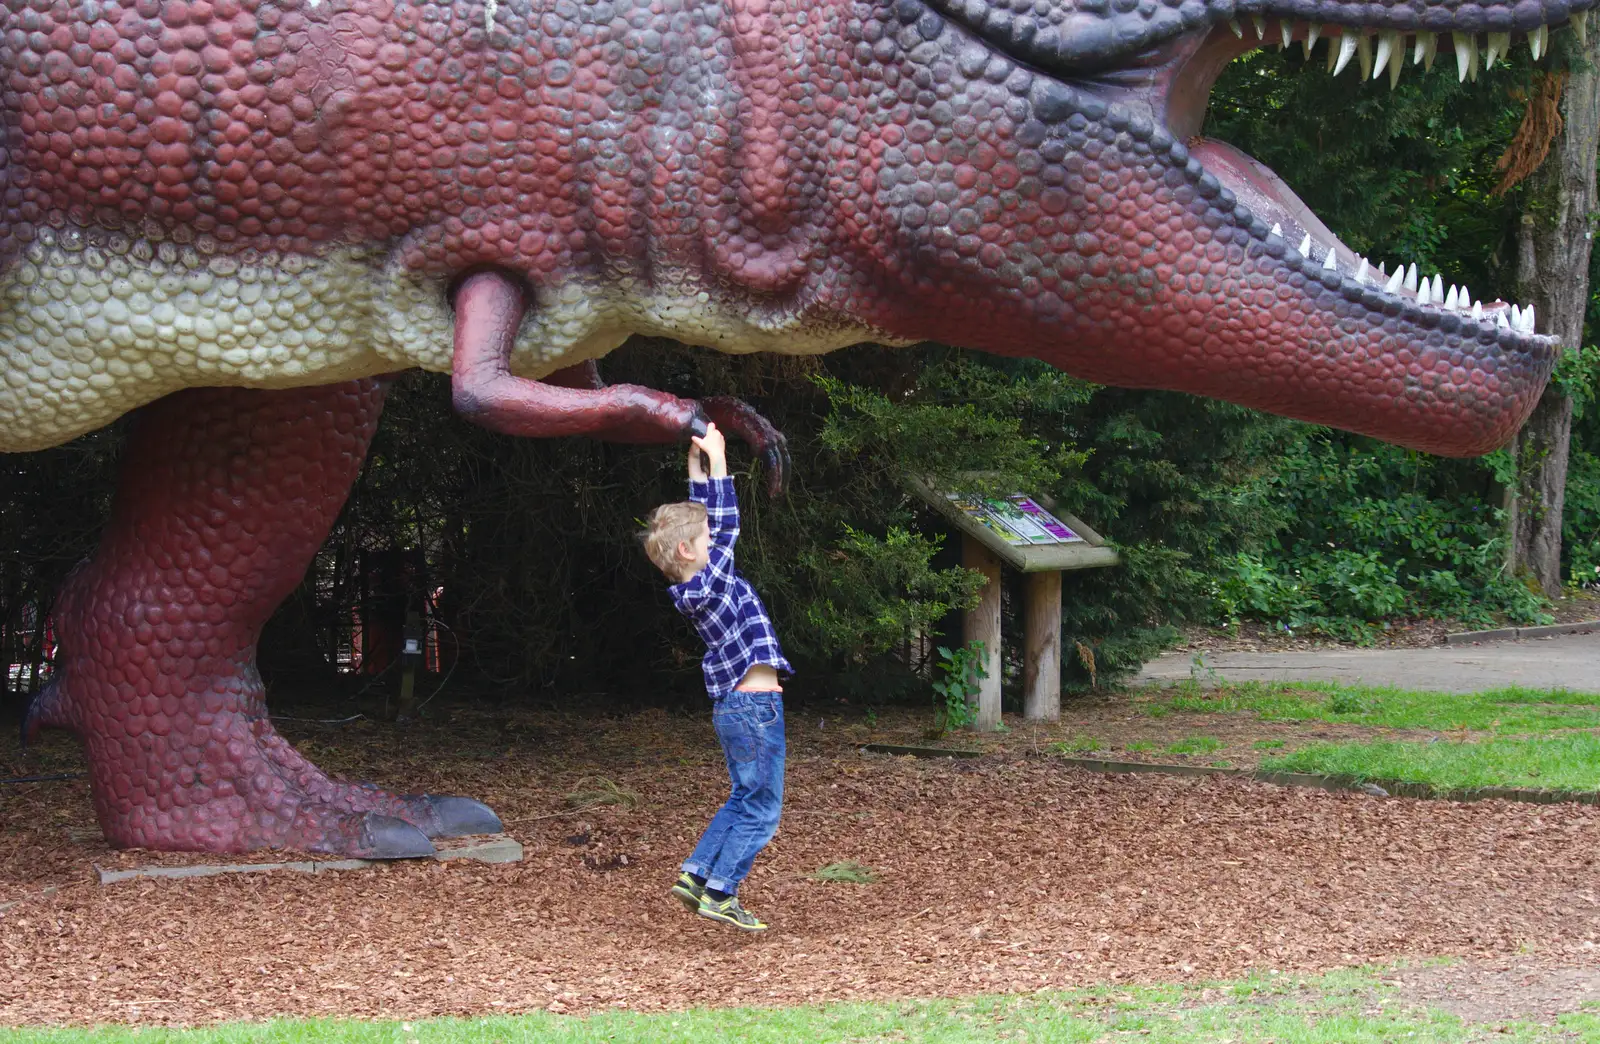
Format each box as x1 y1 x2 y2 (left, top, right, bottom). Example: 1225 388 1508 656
0 228 892 453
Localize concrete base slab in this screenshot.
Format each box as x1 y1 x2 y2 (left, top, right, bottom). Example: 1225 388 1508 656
96 832 522 886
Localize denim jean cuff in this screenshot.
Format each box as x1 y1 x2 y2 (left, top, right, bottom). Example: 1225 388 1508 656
681 859 712 879
705 876 739 895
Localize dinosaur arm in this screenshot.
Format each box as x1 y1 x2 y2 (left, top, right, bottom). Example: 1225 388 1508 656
451 271 706 442
450 270 790 495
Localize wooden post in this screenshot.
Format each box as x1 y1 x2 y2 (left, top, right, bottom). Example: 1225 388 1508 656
1022 571 1062 722
961 534 1003 731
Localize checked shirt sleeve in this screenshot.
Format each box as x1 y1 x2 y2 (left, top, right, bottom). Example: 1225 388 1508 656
676 478 740 612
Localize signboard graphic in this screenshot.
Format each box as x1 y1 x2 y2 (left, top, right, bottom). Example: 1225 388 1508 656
945 493 1084 546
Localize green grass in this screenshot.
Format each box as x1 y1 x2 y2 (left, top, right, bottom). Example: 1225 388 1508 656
1166 736 1223 755
1252 739 1287 750
1261 732 1600 793
810 859 878 884
1050 735 1103 754
1126 740 1158 753
1144 681 1600 735
2 967 1592 1043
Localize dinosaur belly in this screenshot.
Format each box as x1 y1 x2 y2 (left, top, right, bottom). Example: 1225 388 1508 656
0 224 889 453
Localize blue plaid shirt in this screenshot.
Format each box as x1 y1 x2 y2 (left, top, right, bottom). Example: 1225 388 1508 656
668 477 793 698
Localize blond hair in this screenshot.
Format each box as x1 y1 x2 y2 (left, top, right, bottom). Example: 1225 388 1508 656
642 501 709 579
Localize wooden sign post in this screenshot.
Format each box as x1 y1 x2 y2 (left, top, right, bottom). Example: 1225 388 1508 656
909 478 1120 730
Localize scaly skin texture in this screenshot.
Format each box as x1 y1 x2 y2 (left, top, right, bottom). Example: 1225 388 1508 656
7 0 1588 854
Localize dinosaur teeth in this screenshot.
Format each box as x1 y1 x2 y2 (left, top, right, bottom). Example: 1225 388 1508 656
1485 30 1509 70
1303 22 1321 58
1354 257 1369 284
1270 222 1283 237
1404 263 1418 293
1417 279 1432 306
1299 232 1312 256
1453 32 1472 82
1443 285 1458 310
1322 248 1338 271
1383 267 1404 294
1281 20 1294 48
1431 273 1444 303
1228 18 1243 37
1372 30 1397 80
1251 15 1266 39
1574 11 1589 47
1333 32 1359 76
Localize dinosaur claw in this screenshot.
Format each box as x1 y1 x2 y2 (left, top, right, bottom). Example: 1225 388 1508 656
355 813 437 860
423 794 504 837
764 434 791 499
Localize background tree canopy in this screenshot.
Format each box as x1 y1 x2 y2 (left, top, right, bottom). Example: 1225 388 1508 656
3 42 1598 716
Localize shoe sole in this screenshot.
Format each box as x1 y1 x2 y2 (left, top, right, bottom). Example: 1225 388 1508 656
670 884 702 913
696 906 767 932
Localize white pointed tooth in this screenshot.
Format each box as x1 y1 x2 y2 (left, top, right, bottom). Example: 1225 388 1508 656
1530 24 1546 61
1413 31 1428 64
1486 30 1508 69
1423 32 1438 70
1417 280 1431 306
1228 18 1243 37
1252 15 1266 38
1355 257 1369 284
1469 33 1480 81
1573 11 1589 47
1471 300 1483 321
1390 40 1404 87
1383 267 1404 294
1444 285 1458 310
1497 309 1511 329
1271 222 1282 237
1510 304 1522 328
1524 303 1536 331
1357 32 1374 79
1282 21 1294 48
1453 32 1471 82
1404 263 1418 292
1431 273 1444 302
1334 32 1359 76
1304 22 1322 57
1299 232 1312 256
1323 248 1338 271
1373 30 1397 79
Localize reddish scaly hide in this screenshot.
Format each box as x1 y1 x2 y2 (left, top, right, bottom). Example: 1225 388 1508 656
25 381 500 856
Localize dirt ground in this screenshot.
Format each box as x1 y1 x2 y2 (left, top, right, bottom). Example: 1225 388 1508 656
3 701 1600 1026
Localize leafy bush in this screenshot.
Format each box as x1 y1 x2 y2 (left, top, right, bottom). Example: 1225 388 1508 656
1212 436 1553 638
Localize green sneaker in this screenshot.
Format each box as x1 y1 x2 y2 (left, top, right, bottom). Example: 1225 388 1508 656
697 892 768 932
670 872 704 913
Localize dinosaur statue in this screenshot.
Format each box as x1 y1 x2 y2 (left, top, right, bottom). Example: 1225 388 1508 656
7 0 1583 857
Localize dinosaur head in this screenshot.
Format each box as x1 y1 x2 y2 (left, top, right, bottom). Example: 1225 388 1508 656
842 0 1591 454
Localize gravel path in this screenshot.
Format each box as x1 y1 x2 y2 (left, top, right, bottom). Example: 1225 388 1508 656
1136 630 1600 693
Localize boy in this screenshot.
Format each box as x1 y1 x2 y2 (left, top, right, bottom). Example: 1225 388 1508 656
641 422 791 932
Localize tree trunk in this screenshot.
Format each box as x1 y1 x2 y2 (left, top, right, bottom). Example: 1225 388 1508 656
1508 40 1600 596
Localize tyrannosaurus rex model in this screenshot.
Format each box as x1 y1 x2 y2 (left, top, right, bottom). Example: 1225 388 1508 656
6 0 1582 857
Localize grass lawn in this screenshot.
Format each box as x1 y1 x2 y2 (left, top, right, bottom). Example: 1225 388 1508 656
1106 681 1600 794
1145 680 1600 735
1260 732 1600 793
3 968 1596 1043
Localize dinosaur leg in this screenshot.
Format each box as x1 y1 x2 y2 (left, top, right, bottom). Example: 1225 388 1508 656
24 380 498 858
454 272 790 495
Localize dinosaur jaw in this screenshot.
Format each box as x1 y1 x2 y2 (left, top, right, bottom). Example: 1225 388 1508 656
1160 20 1553 334
888 0 1590 455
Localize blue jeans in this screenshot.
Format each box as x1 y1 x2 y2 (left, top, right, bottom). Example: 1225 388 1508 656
681 690 785 895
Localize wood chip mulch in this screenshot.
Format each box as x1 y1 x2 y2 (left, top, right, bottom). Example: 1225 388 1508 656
2 706 1599 1025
